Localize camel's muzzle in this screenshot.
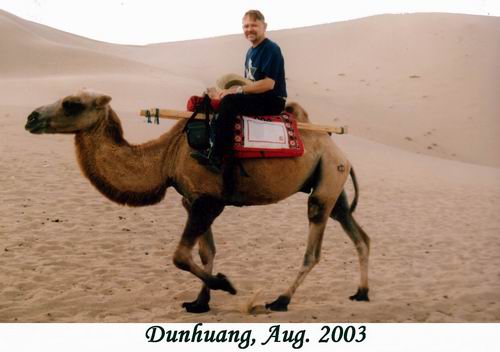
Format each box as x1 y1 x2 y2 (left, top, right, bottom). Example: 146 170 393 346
25 110 48 134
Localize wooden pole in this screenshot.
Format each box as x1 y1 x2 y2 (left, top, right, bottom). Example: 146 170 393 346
139 108 348 134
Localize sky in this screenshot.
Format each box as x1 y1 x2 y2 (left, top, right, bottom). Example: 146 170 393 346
0 0 498 45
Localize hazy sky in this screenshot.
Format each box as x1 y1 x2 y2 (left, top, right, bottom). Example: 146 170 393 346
0 0 498 44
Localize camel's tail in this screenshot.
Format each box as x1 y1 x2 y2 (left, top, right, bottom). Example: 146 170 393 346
349 167 359 214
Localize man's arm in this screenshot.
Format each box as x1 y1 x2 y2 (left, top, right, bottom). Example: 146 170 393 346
219 77 275 98
241 77 275 94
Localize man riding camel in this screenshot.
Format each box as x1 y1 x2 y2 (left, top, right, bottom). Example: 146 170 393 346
192 9 287 173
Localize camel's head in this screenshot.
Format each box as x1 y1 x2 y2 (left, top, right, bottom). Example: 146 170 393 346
25 90 112 134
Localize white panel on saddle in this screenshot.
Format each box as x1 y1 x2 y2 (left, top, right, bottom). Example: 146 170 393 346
242 116 289 149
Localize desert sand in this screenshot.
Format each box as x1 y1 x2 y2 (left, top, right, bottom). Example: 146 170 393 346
0 10 499 322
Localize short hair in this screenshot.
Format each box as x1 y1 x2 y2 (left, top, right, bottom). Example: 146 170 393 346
243 10 265 22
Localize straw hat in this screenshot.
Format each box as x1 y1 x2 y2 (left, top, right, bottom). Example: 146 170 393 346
216 73 252 90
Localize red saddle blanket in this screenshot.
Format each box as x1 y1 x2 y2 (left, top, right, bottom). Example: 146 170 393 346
187 95 304 159
233 113 304 159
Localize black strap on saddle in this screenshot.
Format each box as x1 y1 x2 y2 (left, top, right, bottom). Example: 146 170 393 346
182 94 212 134
183 94 214 151
182 94 249 178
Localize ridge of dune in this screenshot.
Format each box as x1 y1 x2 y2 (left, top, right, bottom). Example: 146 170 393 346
0 10 194 84
0 9 144 52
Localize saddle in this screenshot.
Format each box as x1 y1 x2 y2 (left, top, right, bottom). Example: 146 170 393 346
185 95 304 159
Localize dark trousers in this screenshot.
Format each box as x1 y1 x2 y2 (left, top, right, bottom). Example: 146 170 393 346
212 92 286 155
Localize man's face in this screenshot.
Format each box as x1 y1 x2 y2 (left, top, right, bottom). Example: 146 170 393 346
242 16 267 46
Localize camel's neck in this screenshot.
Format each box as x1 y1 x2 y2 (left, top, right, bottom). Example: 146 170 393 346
75 107 180 206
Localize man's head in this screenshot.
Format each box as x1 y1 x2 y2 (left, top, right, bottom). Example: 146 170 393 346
242 10 267 47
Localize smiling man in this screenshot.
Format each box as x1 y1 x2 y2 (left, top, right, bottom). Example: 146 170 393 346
225 10 287 98
193 10 287 173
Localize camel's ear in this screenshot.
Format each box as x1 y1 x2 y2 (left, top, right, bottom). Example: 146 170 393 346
95 94 112 107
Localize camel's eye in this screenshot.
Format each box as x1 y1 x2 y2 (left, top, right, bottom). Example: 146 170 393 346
62 100 85 115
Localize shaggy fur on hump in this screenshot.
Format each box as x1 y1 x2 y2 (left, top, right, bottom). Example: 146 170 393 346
75 108 170 207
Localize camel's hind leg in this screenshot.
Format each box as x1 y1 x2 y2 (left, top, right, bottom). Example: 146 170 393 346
266 195 335 311
266 160 346 311
331 191 370 301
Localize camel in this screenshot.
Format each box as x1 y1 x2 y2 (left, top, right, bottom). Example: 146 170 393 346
25 89 370 313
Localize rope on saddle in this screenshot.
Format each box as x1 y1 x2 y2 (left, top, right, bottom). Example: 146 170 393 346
145 109 161 125
154 108 160 125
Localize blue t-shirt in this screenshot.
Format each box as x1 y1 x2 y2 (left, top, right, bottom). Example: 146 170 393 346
244 38 287 98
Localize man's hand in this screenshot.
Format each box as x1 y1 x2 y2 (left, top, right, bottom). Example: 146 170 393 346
219 86 241 99
213 77 275 99
206 87 221 100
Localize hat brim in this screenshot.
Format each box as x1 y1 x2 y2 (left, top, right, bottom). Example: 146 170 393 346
216 73 253 89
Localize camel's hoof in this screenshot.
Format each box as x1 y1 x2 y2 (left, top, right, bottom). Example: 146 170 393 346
265 295 290 311
349 288 370 301
182 300 210 313
208 273 237 295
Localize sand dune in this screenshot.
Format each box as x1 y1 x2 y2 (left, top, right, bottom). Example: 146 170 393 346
2 10 499 166
0 10 499 322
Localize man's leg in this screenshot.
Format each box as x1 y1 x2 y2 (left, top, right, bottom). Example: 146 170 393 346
213 94 244 157
192 93 285 172
214 93 285 154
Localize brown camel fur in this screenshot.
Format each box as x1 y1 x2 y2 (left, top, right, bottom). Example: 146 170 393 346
25 89 370 313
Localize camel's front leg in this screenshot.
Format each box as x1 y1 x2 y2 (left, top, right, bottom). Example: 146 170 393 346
181 227 216 313
180 198 217 313
173 196 236 307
